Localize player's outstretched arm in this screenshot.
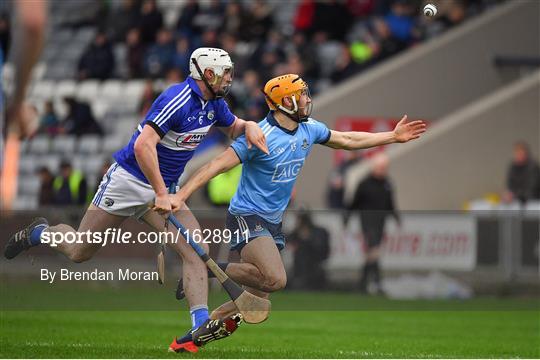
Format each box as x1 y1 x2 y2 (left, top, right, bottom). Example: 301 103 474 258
324 115 426 150
221 117 269 154
172 148 241 211
7 0 47 137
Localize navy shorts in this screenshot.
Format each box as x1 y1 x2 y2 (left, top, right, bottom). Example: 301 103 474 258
226 212 285 253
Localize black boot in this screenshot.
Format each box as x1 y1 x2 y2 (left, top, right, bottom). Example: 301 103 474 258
4 218 48 259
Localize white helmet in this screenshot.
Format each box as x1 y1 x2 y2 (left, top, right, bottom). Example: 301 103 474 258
189 47 233 80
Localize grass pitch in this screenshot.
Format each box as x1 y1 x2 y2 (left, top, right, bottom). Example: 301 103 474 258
0 282 538 358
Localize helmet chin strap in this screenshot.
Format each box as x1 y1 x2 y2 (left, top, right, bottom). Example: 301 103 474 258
297 102 312 122
262 90 310 123
191 58 218 99
277 97 311 123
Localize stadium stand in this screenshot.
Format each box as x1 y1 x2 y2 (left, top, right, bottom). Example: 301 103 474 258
1 0 508 209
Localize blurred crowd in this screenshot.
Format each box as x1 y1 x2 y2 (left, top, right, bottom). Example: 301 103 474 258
327 140 540 213
0 0 500 138
38 98 104 136
2 0 497 121
37 159 111 207
1 0 507 212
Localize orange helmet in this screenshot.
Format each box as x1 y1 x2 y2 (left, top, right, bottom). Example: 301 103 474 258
262 74 312 122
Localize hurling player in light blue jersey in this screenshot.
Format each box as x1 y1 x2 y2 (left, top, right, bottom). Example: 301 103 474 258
5 48 268 351
173 74 426 320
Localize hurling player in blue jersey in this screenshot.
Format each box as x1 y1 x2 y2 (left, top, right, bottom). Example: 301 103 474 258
5 48 268 352
173 74 426 320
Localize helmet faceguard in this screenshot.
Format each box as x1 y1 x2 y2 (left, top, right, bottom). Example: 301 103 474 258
190 47 234 99
262 74 312 123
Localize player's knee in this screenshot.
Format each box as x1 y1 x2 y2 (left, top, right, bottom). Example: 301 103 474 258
180 250 204 266
262 273 287 292
70 250 92 263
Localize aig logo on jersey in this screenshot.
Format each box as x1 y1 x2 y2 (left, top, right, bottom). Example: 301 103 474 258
272 159 305 183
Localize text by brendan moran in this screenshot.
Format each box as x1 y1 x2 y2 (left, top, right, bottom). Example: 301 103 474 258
40 268 159 283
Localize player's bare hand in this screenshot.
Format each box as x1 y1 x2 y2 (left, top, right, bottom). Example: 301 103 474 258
153 193 172 216
393 115 426 143
170 194 187 212
7 102 39 139
245 121 269 154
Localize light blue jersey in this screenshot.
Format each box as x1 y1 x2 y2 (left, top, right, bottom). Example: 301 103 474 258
229 112 331 224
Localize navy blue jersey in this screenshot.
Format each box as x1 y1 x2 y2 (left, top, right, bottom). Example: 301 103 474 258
114 77 235 186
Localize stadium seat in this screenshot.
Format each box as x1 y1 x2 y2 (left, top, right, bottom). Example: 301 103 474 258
113 117 138 136
163 8 180 28
91 99 108 120
12 195 38 210
19 140 30 155
102 134 125 155
29 135 50 154
86 176 99 194
53 98 69 119
317 41 343 77
32 63 47 81
100 80 124 100
51 135 77 154
30 80 55 100
116 99 139 114
273 1 297 28
157 0 171 8
47 62 76 80
60 46 86 67
74 27 96 44
76 80 100 101
98 115 115 133
125 80 145 100
80 156 105 176
55 80 77 99
54 28 74 43
114 44 128 78
77 134 102 154
18 155 38 175
18 177 41 196
27 96 46 115
71 155 85 173
40 155 61 173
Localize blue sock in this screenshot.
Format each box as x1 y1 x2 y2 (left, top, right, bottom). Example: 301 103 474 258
29 224 47 246
190 305 209 330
